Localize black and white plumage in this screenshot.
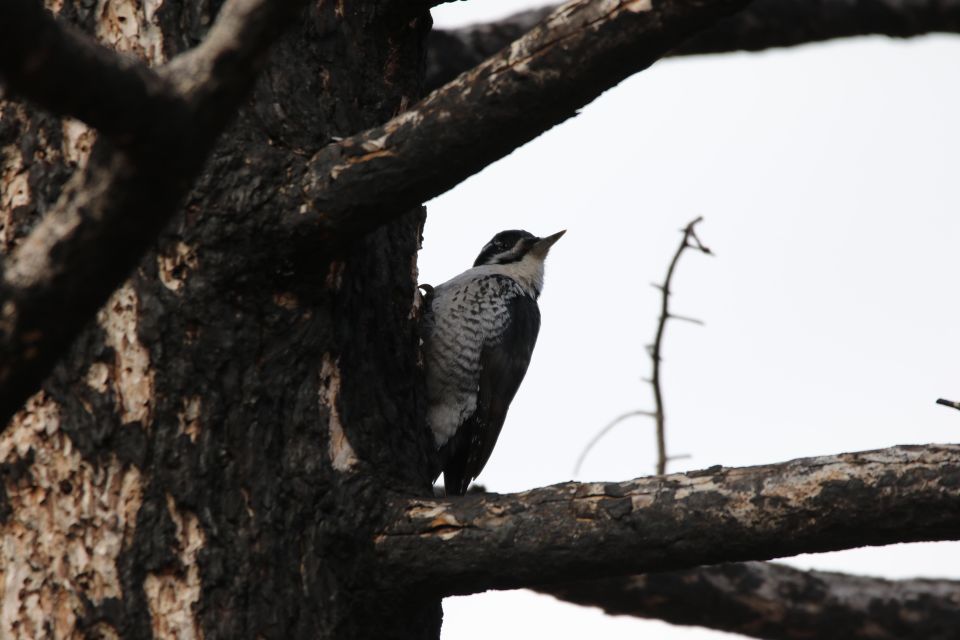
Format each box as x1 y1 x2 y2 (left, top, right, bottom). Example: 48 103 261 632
422 229 565 495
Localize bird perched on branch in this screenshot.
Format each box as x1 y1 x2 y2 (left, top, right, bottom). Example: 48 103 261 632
422 229 565 495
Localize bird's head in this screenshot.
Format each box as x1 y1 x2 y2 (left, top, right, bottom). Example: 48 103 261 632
472 229 566 267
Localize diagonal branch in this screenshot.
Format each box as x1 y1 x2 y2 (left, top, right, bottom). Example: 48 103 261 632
376 443 960 596
426 0 960 90
536 561 960 640
0 0 173 137
290 0 750 243
0 0 309 427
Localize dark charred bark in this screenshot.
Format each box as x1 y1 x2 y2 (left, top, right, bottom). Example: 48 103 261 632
426 0 960 90
0 0 170 135
0 0 318 428
537 562 960 640
4 1 960 639
2 0 437 637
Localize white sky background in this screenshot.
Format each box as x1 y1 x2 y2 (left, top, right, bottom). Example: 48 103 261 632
425 2 960 638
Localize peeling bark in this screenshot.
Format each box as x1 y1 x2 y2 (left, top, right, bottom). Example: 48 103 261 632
426 0 960 90
156 241 199 293
377 445 960 595
319 353 358 473
0 393 143 639
537 561 960 640
96 282 154 428
143 495 205 640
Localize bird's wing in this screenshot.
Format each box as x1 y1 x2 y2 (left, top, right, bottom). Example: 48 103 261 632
442 283 541 495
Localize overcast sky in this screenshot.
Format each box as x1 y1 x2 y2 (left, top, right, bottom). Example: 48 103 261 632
424 3 960 638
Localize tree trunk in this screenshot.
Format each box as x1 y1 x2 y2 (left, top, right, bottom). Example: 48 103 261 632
0 1 437 638
5 1 960 639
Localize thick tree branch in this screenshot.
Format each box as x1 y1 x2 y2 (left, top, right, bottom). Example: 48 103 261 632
426 0 960 90
376 444 960 596
291 0 749 243
0 0 174 137
0 0 308 427
536 562 960 640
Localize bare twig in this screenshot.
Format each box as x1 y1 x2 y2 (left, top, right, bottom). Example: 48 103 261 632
573 410 656 475
576 217 711 476
651 217 712 473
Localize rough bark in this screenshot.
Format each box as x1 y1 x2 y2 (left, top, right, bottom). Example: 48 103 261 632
0 0 169 135
1 0 436 638
426 0 960 90
4 0 960 638
0 0 313 428
377 444 960 595
537 562 960 640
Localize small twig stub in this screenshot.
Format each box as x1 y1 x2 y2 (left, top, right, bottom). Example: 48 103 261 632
936 398 960 411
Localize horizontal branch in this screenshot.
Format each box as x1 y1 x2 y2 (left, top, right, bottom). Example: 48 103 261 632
376 444 960 596
291 0 748 242
537 562 960 640
426 0 960 89
0 0 307 427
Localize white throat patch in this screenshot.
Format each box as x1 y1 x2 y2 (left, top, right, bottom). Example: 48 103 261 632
477 253 545 298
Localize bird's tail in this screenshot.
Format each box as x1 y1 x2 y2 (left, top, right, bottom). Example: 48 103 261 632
443 469 470 496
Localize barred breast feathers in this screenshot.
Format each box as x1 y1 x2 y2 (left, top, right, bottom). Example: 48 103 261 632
424 267 536 447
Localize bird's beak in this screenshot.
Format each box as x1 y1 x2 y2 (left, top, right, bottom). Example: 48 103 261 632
530 230 566 258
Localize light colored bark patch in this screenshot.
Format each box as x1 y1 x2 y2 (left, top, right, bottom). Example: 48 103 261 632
272 292 299 310
409 243 422 321
177 396 202 443
1 143 28 252
3 171 30 211
157 242 199 292
0 394 143 639
97 281 155 427
95 0 167 64
625 0 654 12
62 119 96 167
85 361 111 393
319 354 357 472
143 494 205 640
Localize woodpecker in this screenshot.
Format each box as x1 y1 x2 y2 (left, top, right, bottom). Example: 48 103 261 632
422 229 565 495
